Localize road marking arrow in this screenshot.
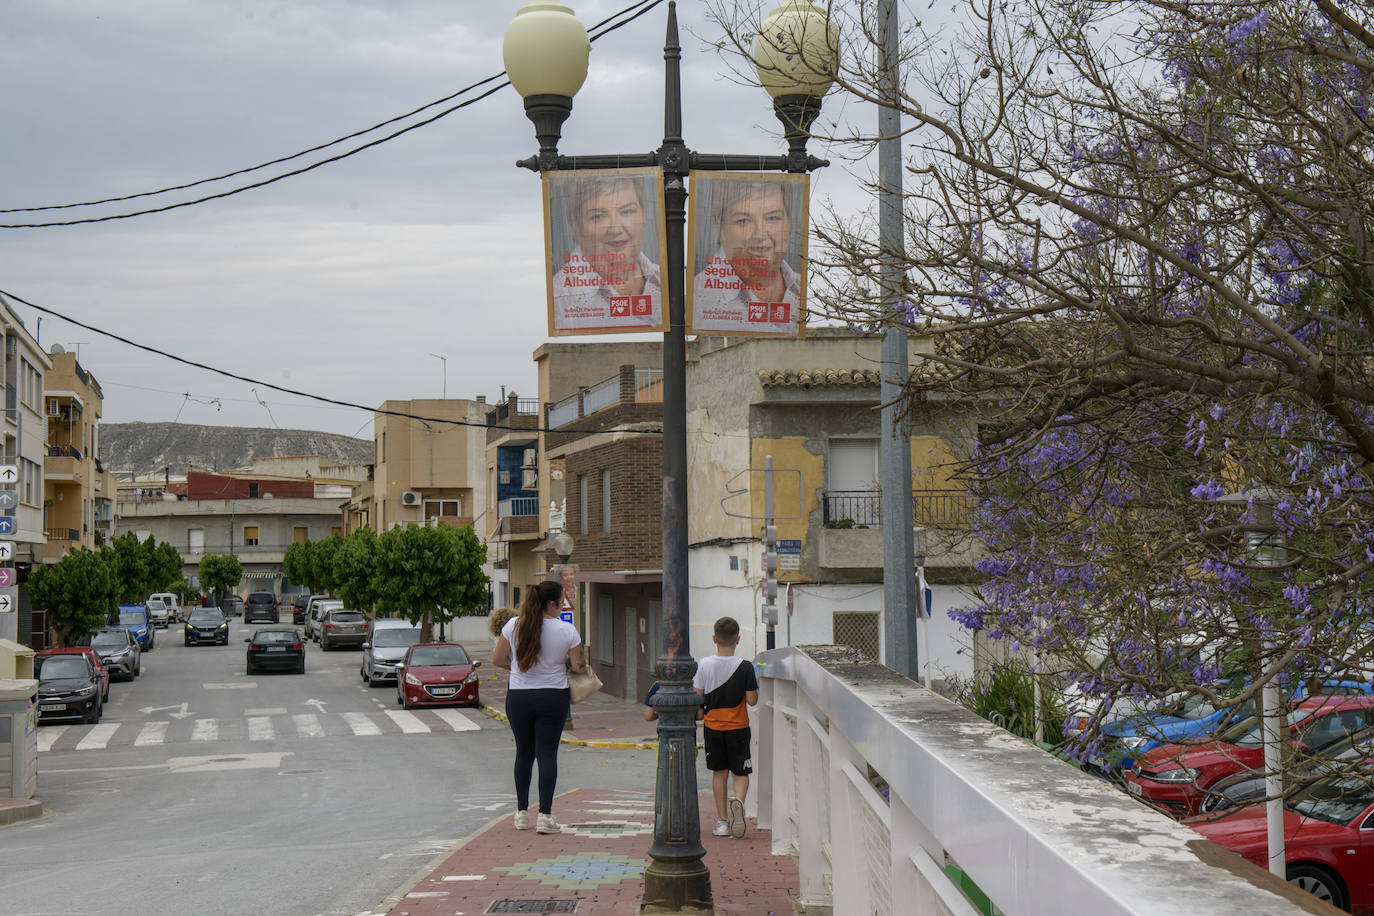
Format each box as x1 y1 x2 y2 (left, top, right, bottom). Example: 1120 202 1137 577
169 702 194 719
139 703 185 715
303 698 328 713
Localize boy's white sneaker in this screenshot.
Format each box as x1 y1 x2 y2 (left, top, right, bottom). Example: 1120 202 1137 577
728 798 746 838
513 810 529 830
537 813 562 834
712 818 730 837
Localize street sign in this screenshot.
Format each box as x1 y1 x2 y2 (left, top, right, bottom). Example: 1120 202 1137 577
0 542 13 561
0 491 16 511
0 591 13 614
0 465 17 484
0 568 15 588
0 516 14 536
778 538 801 571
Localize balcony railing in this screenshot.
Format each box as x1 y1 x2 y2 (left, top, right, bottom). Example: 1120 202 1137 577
498 496 539 518
547 393 580 429
47 444 83 460
634 367 663 403
755 646 1305 916
822 488 974 529
45 528 78 542
582 374 619 415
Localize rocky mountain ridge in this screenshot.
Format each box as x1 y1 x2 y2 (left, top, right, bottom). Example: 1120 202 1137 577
99 421 373 476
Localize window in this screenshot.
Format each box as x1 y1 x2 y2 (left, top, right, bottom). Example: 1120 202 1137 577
488 467 494 507
243 525 259 547
579 475 588 534
423 498 462 520
189 529 205 554
595 594 614 664
293 526 308 544
601 470 611 532
248 482 259 498
827 438 881 526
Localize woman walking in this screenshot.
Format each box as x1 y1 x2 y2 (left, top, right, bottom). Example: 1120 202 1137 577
492 580 587 834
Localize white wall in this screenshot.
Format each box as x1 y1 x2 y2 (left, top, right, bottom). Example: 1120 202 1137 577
688 543 975 684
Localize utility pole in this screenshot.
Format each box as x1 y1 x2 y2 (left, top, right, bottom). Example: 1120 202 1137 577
878 0 917 679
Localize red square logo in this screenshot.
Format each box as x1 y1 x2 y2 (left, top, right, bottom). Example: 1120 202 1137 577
747 302 770 323
609 297 630 317
631 295 652 317
770 302 790 323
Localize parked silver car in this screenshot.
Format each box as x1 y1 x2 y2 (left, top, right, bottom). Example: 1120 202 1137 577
319 608 369 651
88 627 141 680
145 597 172 628
360 621 422 686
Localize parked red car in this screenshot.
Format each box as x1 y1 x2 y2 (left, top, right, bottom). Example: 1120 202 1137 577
1124 694 1374 817
1190 772 1374 913
38 647 110 704
395 642 481 709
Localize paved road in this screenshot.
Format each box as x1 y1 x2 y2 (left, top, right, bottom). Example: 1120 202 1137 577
1 617 658 916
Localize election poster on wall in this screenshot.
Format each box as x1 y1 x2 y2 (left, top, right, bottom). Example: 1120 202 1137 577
542 167 669 336
686 171 808 338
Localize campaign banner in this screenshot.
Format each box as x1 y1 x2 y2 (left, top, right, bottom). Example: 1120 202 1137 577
686 171 808 338
542 167 669 336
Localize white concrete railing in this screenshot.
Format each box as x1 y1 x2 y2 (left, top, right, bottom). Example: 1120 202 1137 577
752 646 1310 916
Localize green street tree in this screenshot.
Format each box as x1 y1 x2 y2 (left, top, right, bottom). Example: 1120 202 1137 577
198 553 243 606
149 541 184 594
28 548 116 647
334 527 382 613
103 532 152 604
283 540 318 592
375 523 488 642
310 534 346 596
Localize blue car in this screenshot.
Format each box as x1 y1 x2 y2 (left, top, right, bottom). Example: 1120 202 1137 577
113 604 156 652
1094 679 1373 774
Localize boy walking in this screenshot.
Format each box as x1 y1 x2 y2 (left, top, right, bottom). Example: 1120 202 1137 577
693 616 758 838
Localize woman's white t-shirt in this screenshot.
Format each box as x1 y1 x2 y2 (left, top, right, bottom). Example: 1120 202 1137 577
502 616 582 690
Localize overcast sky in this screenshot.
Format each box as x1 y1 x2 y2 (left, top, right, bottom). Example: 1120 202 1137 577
0 0 875 441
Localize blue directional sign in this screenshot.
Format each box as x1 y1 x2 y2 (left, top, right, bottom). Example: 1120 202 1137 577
0 516 14 536
559 611 574 625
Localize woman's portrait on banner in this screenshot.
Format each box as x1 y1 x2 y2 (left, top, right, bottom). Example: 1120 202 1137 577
543 167 668 336
686 172 808 337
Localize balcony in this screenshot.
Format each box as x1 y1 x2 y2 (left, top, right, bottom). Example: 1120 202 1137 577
498 496 539 519
45 527 78 542
816 489 978 572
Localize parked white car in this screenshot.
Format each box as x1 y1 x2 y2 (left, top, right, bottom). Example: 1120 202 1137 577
306 599 344 643
145 597 172 628
148 591 182 622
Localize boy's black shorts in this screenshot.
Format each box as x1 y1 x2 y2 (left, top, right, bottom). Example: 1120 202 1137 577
703 726 752 776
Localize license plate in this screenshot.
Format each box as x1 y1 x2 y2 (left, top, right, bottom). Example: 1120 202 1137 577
267 647 287 652
431 687 457 696
40 704 65 712
1127 781 1143 796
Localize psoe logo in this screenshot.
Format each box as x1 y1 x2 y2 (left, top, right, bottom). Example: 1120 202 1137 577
609 297 631 317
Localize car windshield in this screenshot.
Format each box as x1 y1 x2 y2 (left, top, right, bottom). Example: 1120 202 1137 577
147 599 165 610
1288 774 1374 825
39 656 89 680
118 611 146 625
249 594 273 603
188 611 225 624
253 631 297 644
91 632 128 648
373 628 421 648
409 646 471 667
329 612 364 623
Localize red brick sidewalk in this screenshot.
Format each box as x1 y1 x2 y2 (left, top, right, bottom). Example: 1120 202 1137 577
384 788 798 916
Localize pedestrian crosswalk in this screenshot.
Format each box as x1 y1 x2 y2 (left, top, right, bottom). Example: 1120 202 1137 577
37 706 490 753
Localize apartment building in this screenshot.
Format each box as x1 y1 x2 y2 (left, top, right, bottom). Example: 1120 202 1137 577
41 348 108 564
0 297 51 645
369 399 487 534
685 329 981 685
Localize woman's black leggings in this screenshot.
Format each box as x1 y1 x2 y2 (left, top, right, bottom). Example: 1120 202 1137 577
506 687 571 814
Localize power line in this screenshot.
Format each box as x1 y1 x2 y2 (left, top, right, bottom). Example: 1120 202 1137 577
0 287 663 438
0 0 665 228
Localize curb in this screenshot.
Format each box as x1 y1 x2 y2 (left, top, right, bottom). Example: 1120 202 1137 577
0 798 42 827
479 703 692 751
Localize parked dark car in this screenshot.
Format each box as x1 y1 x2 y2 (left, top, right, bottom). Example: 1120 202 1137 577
360 621 423 685
87 627 141 680
396 642 481 708
39 648 109 703
245 628 305 675
319 609 369 651
221 595 245 617
185 607 230 646
244 592 279 624
36 652 103 723
290 594 311 625
113 604 155 651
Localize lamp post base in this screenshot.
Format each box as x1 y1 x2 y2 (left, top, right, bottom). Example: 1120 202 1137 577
639 860 714 915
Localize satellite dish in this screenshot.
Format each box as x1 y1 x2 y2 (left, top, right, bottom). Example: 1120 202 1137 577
48 344 66 356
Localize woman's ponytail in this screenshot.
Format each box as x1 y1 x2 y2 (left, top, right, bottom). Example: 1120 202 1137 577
514 580 564 672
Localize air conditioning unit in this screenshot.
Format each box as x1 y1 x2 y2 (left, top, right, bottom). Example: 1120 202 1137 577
522 448 537 469
400 490 422 506
46 400 59 417
522 468 538 490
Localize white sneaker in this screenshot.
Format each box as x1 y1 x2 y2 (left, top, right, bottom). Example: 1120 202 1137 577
728 798 746 838
536 813 561 834
712 818 730 837
513 810 529 830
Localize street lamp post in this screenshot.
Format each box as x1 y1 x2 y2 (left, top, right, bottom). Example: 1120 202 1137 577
504 2 836 909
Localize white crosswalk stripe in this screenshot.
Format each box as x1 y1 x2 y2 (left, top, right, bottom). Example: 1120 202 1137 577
432 709 481 732
292 713 325 738
134 722 169 746
342 712 381 736
75 722 119 750
37 725 67 753
247 716 275 741
385 710 428 734
191 719 219 742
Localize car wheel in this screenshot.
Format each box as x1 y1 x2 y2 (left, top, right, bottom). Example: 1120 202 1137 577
1287 864 1346 911
134 662 141 677
247 661 255 675
396 690 404 707
296 658 305 675
85 703 99 724
360 665 368 682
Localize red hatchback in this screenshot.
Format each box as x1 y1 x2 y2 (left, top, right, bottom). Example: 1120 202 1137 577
38 647 110 704
1125 695 1374 817
1190 772 1374 913
395 642 481 709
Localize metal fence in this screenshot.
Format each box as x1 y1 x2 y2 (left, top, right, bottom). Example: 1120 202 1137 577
499 496 539 518
547 393 580 429
635 367 663 403
822 490 881 526
582 374 619 415
823 489 975 529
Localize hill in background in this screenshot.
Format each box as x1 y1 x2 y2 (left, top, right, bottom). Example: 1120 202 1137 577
99 421 373 476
